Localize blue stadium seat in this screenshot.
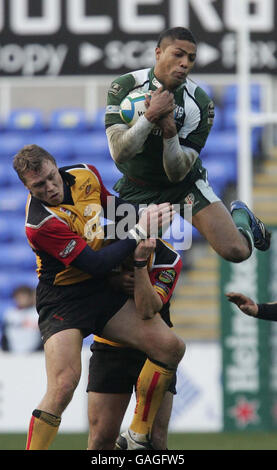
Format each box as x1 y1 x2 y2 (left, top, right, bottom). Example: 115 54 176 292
0 242 36 269
5 108 45 133
95 161 121 183
211 107 223 132
203 155 237 183
91 107 106 131
0 188 27 213
8 216 27 242
222 84 261 108
0 133 27 160
49 108 90 132
222 102 261 131
71 132 110 161
203 131 238 159
0 271 37 298
31 132 74 161
0 216 11 242
0 163 20 186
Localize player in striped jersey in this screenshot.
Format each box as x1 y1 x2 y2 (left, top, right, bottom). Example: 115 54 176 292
12 144 185 450
87 238 182 450
105 27 270 263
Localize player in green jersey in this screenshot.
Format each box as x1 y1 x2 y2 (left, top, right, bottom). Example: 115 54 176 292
105 27 270 263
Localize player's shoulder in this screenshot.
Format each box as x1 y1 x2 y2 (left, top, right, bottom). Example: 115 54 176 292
153 239 181 268
25 195 55 229
61 163 101 182
185 77 212 106
108 68 151 101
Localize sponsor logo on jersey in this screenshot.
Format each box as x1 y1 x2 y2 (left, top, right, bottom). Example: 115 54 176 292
106 105 120 114
158 269 176 284
59 207 72 216
59 239 77 258
185 193 195 206
152 77 162 88
109 83 123 96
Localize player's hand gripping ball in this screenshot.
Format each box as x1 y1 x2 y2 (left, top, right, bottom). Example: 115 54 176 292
120 91 150 127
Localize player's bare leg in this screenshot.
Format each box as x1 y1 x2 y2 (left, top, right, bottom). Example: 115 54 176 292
87 392 131 450
151 391 173 449
101 299 185 449
26 329 83 450
192 201 252 262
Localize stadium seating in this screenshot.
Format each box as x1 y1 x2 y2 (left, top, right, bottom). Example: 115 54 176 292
5 108 45 133
71 131 111 161
0 243 36 269
0 133 28 161
91 107 106 131
0 188 27 213
49 108 91 133
221 83 261 108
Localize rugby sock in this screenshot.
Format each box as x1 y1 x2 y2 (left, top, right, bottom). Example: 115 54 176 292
129 358 175 441
26 409 61 450
232 209 254 253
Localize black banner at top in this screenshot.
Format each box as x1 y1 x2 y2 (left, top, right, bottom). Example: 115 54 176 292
0 0 276 76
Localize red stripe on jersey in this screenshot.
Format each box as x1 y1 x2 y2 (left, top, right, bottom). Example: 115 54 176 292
142 372 161 422
149 257 182 304
26 217 87 267
26 415 35 450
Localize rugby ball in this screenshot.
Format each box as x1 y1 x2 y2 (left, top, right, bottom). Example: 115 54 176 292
120 91 150 127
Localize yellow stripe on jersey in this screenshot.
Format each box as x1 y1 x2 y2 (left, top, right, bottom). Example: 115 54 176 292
93 335 125 348
154 285 168 300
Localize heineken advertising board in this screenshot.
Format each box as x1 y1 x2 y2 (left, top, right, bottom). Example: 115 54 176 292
220 227 277 431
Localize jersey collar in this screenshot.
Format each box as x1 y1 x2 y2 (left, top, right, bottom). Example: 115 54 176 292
149 67 187 92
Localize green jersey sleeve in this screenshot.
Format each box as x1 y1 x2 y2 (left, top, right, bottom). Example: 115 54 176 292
105 74 136 127
179 85 214 153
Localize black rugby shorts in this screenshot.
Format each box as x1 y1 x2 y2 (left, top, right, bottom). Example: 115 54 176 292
36 279 129 344
86 341 177 395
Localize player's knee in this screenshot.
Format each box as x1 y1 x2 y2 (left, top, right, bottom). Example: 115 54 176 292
88 416 118 450
219 242 249 263
163 335 185 367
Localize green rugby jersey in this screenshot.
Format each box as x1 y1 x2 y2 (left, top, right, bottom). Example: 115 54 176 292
105 67 214 187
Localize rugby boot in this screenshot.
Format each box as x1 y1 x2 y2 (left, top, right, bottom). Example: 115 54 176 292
231 200 271 251
115 430 155 450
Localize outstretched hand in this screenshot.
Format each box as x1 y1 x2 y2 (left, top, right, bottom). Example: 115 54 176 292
225 292 258 317
138 202 175 237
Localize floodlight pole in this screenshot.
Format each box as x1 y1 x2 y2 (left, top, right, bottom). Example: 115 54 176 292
236 0 253 208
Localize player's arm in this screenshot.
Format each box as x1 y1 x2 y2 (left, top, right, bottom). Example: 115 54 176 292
106 87 175 164
157 108 199 183
160 94 214 182
133 239 163 320
226 292 277 321
28 203 173 278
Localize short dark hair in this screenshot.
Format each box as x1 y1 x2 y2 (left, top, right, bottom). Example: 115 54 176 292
157 27 197 48
13 144 57 184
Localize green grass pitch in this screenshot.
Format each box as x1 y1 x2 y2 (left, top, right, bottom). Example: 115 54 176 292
1 432 277 450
